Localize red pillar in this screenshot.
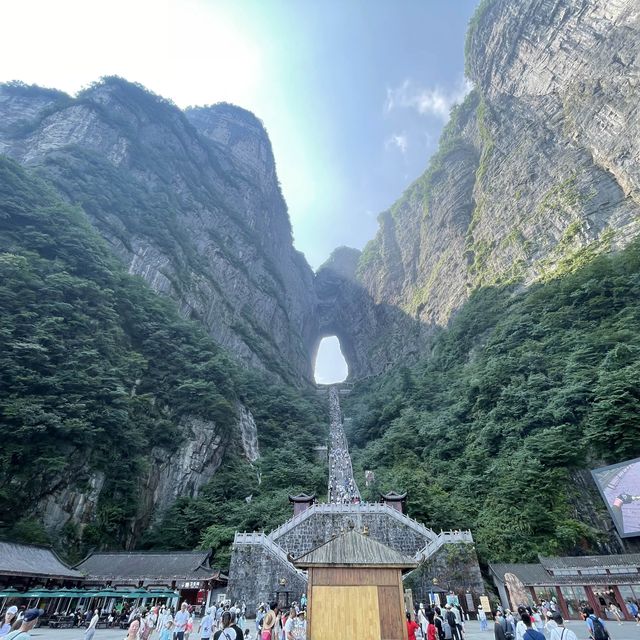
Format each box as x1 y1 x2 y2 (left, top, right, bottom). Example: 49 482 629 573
612 586 633 621
555 587 571 620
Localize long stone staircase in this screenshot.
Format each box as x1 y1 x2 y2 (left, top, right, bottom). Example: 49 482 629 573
227 384 476 608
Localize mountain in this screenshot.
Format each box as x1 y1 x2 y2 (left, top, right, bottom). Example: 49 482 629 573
1 0 640 566
0 78 317 384
0 155 326 558
324 0 640 375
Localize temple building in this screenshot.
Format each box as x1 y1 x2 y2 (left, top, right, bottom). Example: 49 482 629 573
490 554 640 620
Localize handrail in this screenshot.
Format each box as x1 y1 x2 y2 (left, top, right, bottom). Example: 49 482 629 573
413 530 475 562
234 532 307 578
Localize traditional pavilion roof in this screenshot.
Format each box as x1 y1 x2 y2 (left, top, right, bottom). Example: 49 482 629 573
288 493 315 503
0 541 83 579
75 550 221 582
381 491 407 500
294 530 417 568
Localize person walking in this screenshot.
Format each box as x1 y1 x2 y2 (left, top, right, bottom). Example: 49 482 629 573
3 609 43 640
583 607 609 640
521 613 544 640
260 603 279 640
174 603 190 640
607 604 623 625
494 610 515 640
434 606 446 640
407 612 420 640
445 605 460 640
212 613 237 640
478 606 488 632
199 608 214 640
85 609 99 640
418 605 428 637
548 612 578 640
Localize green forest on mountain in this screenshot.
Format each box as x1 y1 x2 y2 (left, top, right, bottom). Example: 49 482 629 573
0 157 326 564
2 148 640 568
345 238 640 562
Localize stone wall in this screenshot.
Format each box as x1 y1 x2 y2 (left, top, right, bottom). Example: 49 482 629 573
273 508 430 558
227 542 307 611
404 542 485 610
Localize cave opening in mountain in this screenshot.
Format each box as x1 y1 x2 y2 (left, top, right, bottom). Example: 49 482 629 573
314 336 348 385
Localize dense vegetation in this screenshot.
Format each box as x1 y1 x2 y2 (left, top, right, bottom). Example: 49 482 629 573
345 238 640 562
0 157 326 564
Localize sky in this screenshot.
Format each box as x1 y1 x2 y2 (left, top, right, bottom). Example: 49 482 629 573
0 0 478 384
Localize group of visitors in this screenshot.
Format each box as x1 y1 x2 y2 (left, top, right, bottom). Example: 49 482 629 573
406 601 467 640
253 601 306 640
493 604 612 640
0 608 44 640
327 388 360 505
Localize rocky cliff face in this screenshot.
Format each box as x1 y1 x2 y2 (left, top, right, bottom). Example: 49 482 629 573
0 79 318 384
323 0 640 375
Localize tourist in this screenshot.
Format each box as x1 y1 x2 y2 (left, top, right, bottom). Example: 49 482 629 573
199 608 214 640
548 612 577 640
532 608 544 634
283 607 298 640
128 614 141 640
255 606 265 635
185 611 194 640
494 610 515 640
406 612 420 640
521 613 544 640
213 612 237 640
445 605 460 640
2 609 43 640
582 607 609 640
418 604 428 636
478 606 488 632
85 609 99 640
515 607 529 640
427 612 438 640
160 621 174 640
293 610 306 639
229 612 243 640
607 603 623 625
434 606 446 640
260 603 280 640
174 603 190 640
299 595 306 611
215 605 224 631
0 606 18 637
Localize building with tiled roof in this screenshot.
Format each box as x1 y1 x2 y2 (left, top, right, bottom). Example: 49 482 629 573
490 554 640 620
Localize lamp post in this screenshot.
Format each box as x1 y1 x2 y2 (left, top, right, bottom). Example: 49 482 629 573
431 578 439 606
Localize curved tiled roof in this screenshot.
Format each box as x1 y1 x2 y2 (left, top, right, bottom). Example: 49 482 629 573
75 550 215 581
0 541 82 579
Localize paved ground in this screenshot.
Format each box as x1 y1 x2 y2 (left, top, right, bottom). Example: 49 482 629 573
28 619 640 640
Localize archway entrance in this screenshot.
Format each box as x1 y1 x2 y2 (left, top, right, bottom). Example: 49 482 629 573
314 336 348 384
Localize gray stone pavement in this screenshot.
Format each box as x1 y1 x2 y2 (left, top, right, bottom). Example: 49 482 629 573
27 619 640 640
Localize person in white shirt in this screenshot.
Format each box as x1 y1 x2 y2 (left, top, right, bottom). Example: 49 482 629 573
85 610 100 640
549 612 578 640
174 603 190 640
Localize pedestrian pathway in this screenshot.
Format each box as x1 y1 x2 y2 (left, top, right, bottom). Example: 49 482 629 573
327 386 361 504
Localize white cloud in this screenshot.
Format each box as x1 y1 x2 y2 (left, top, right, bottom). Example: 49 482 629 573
385 77 472 121
385 132 408 154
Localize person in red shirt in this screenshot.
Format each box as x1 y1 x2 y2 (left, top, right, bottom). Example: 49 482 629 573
407 612 420 640
427 612 438 640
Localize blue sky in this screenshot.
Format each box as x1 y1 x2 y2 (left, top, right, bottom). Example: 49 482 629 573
0 0 478 383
